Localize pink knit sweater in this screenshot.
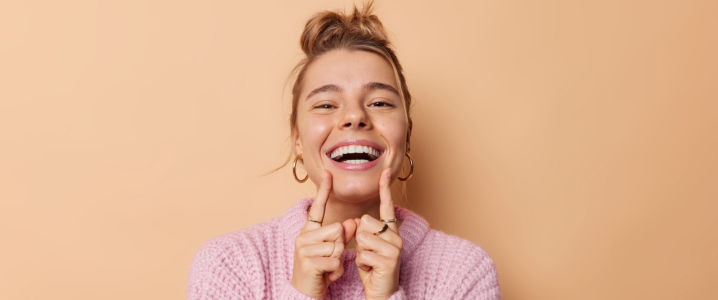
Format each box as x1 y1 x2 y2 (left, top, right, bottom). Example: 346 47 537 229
187 198 500 299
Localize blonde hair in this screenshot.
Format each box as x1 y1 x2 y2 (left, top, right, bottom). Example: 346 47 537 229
277 1 413 171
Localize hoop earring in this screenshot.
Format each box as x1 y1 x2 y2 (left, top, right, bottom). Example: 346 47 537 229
398 152 414 181
292 154 309 183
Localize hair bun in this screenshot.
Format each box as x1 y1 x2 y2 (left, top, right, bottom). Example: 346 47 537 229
300 1 389 56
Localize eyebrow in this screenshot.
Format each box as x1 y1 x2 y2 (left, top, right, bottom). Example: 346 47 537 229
305 84 342 100
305 82 400 100
364 82 400 97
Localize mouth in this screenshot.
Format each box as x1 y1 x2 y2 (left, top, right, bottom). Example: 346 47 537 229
326 141 384 165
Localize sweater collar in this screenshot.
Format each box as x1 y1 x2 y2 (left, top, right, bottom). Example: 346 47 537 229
281 198 430 261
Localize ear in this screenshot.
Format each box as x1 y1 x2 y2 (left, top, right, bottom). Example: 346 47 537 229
292 129 302 156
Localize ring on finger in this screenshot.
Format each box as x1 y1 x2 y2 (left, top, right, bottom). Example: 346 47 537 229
374 223 389 236
380 218 397 223
306 206 322 224
307 214 322 224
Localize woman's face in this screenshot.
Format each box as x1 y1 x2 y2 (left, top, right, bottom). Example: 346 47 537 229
294 49 409 202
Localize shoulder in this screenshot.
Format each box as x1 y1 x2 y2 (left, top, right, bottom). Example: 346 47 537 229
406 229 500 299
187 219 282 299
193 219 281 263
421 229 495 268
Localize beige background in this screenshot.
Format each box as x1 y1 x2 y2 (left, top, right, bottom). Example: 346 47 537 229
1 0 716 299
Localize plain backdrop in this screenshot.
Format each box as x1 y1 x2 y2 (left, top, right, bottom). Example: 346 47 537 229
1 1 716 299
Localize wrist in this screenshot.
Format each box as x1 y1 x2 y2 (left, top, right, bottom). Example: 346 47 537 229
291 277 325 299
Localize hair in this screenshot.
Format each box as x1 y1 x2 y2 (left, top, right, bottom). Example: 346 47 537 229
275 1 413 172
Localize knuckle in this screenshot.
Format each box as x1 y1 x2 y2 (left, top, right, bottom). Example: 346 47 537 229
325 242 335 256
330 222 343 234
296 246 306 257
295 235 305 247
299 246 313 258
300 259 312 271
389 246 401 258
330 258 341 269
364 231 374 240
356 231 367 242
333 242 345 256
355 251 366 262
361 214 373 222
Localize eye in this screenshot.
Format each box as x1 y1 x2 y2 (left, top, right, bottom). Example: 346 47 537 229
369 101 394 107
313 103 336 109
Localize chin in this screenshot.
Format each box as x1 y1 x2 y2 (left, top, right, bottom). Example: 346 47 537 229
330 175 380 202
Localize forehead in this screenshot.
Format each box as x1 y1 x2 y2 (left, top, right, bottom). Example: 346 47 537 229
301 49 398 99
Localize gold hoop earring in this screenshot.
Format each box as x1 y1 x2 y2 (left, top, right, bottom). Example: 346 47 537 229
398 152 414 181
293 154 308 183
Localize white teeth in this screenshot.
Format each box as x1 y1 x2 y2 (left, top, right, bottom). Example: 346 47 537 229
345 159 370 164
329 145 382 162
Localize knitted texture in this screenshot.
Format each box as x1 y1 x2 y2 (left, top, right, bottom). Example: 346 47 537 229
187 198 500 299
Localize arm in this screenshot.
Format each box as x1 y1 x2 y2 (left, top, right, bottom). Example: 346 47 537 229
187 236 323 300
186 237 259 300
456 252 500 300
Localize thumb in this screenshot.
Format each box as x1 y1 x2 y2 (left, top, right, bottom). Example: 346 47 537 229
341 219 357 246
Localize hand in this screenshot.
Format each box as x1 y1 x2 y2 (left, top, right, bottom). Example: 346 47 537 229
292 170 357 299
354 168 403 300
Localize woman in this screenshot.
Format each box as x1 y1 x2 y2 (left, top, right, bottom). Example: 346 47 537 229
187 3 500 299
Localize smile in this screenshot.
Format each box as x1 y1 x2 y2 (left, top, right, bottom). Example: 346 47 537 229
329 145 382 164
325 140 384 170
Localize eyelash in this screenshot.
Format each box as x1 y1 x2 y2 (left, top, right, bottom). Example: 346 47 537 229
313 101 394 109
369 101 393 107
314 104 336 109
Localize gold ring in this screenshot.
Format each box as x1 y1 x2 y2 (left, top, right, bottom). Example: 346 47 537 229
307 215 322 224
306 206 322 224
380 218 397 223
374 224 389 236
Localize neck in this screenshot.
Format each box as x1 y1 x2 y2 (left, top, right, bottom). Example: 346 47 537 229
322 195 381 226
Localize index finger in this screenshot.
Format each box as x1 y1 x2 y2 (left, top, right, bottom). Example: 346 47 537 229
304 170 332 231
379 168 398 232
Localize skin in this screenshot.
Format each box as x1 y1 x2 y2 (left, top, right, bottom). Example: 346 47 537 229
290 49 410 300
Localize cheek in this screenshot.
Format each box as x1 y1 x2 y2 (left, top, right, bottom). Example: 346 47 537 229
305 118 332 135
300 118 332 148
297 115 334 176
378 116 408 146
376 116 408 162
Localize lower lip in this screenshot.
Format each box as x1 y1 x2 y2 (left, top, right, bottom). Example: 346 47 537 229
329 157 381 171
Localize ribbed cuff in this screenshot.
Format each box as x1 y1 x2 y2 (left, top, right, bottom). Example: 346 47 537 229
277 281 321 300
386 286 407 300
360 286 407 300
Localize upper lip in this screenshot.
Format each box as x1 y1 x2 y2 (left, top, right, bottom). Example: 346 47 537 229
325 139 384 156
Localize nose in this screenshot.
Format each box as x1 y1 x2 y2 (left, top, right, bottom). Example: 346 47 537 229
340 103 371 130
